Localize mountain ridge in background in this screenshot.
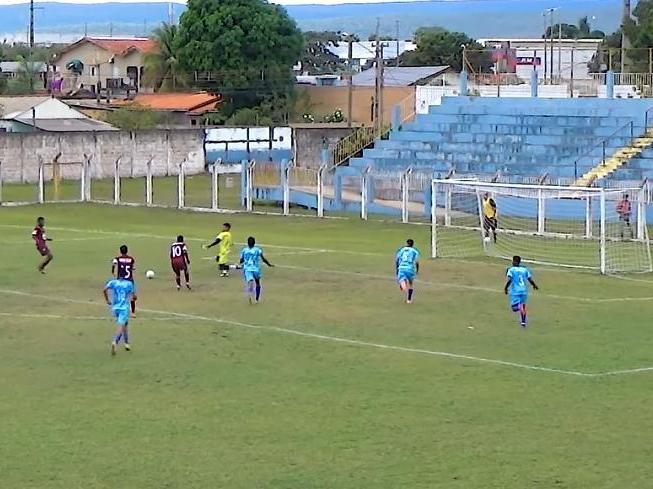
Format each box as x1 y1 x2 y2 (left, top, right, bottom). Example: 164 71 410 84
0 0 621 42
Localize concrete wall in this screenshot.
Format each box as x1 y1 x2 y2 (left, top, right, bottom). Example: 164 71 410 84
292 124 355 168
298 86 414 125
0 129 204 183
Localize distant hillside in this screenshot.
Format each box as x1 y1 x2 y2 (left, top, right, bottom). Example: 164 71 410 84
0 0 621 41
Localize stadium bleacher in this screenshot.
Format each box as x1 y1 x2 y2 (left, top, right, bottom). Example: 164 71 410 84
347 97 653 180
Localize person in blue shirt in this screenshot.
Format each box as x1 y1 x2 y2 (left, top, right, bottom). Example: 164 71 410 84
103 278 135 355
504 255 539 328
395 239 420 304
239 236 274 304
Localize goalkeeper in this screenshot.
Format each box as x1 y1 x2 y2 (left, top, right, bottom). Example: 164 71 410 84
482 193 498 243
616 194 634 239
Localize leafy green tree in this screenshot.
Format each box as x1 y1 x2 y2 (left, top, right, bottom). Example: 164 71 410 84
544 17 605 39
175 0 303 115
400 27 491 72
300 31 346 74
105 105 164 130
143 23 187 91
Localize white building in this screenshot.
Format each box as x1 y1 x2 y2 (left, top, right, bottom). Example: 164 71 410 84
327 41 416 72
477 38 603 80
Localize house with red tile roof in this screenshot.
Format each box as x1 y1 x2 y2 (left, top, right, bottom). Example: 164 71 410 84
111 92 222 126
53 37 157 95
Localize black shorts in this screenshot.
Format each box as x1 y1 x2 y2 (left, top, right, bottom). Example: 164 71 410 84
484 216 497 230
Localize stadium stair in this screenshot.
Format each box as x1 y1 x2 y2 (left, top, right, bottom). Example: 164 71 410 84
575 131 653 186
343 97 653 180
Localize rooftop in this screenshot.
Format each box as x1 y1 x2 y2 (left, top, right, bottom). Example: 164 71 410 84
352 66 449 87
328 41 416 61
115 92 221 113
59 36 157 57
13 118 117 132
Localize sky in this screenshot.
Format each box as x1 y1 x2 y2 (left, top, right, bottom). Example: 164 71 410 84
0 0 429 4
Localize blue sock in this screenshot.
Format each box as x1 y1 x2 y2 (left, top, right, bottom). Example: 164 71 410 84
520 312 527 324
407 288 414 300
123 331 129 344
114 332 122 344
255 284 261 301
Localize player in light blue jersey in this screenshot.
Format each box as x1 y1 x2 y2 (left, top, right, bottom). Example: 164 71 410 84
103 278 135 355
504 255 539 328
395 239 420 304
239 236 274 304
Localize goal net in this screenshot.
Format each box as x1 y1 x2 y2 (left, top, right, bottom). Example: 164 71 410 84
431 179 652 274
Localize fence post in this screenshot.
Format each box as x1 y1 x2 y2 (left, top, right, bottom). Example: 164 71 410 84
113 156 121 205
177 159 186 209
602 141 606 166
317 165 326 217
85 154 93 201
246 160 255 212
38 156 44 204
530 69 538 98
637 186 646 240
585 196 592 238
282 159 290 216
606 70 615 99
80 155 86 202
361 166 371 220
0 161 3 205
401 167 412 223
459 70 468 96
146 157 153 206
240 159 249 208
537 188 545 234
211 161 219 210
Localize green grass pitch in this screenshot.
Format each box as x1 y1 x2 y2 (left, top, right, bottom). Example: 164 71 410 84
1 203 653 488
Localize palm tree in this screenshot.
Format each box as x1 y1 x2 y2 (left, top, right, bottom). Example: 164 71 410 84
143 23 187 92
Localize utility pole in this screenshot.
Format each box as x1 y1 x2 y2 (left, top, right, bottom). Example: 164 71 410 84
621 0 631 73
549 10 554 83
543 12 548 83
347 35 353 128
395 20 400 68
374 19 380 132
558 20 562 81
29 0 34 48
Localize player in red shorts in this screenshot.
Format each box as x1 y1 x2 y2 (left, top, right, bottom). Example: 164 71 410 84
170 235 191 290
32 216 53 274
111 245 137 314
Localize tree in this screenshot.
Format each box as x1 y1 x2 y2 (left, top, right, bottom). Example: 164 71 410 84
105 105 164 130
300 31 346 74
544 17 605 39
175 0 303 116
143 23 187 91
400 27 491 72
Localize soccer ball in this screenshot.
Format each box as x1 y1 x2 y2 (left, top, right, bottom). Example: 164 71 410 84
483 237 491 244
146 270 155 279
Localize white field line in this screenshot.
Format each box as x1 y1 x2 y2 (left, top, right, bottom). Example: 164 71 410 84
609 274 653 284
2 224 652 303
0 236 108 245
1 287 652 378
0 312 180 322
0 224 381 256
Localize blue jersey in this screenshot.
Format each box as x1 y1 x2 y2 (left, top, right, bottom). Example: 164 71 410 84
105 279 134 311
396 246 420 272
240 246 263 272
506 266 532 296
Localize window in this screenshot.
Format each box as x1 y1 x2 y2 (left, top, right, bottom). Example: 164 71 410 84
90 66 96 76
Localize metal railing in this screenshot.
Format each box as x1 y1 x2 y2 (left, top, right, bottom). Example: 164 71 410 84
332 94 415 168
573 120 637 181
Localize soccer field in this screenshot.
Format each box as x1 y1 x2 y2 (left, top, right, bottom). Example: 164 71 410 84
1 203 653 489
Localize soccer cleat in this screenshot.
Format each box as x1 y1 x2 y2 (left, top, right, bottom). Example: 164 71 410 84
406 299 412 304
110 342 117 356
186 284 192 290
177 285 181 291
124 343 131 352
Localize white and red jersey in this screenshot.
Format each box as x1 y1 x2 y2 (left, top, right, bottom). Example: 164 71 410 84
112 255 136 281
170 242 189 266
32 225 47 248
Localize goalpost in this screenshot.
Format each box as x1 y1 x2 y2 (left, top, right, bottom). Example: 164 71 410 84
431 179 652 274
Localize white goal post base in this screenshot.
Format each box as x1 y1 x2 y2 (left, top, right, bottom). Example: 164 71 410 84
431 179 653 274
